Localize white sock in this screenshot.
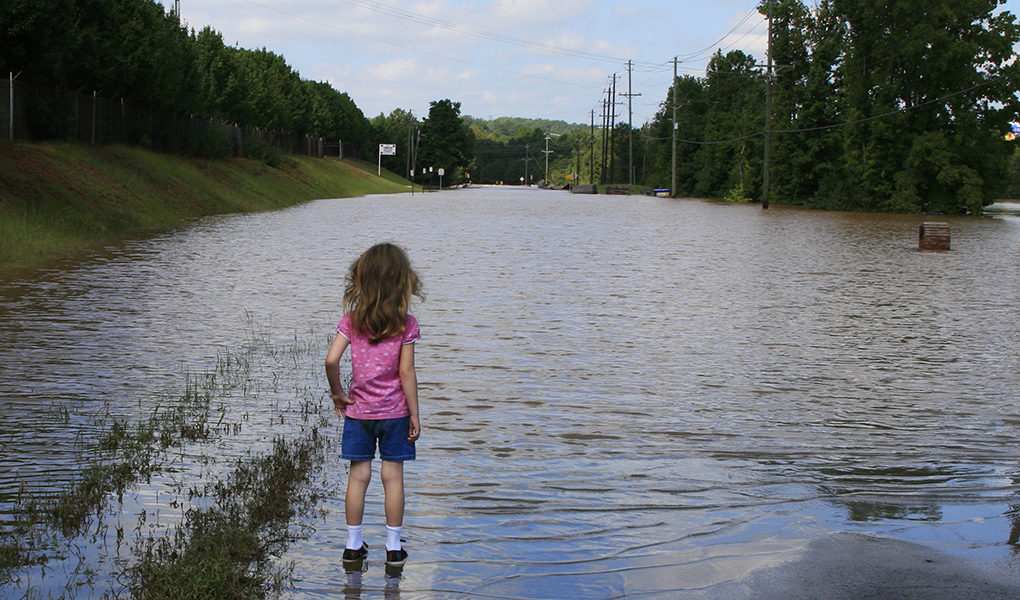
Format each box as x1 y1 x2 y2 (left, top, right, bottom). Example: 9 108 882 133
386 525 402 551
346 525 363 550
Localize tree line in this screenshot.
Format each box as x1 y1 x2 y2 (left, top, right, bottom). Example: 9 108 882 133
643 0 1020 213
464 0 1020 213
6 0 1019 211
2 0 372 159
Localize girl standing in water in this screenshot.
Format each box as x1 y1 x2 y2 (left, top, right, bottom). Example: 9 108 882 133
325 242 423 567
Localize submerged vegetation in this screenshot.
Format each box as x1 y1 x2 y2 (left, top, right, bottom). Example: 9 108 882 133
50 378 216 538
0 318 341 599
128 433 326 600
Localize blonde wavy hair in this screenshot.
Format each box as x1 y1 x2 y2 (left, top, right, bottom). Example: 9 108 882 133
343 243 423 343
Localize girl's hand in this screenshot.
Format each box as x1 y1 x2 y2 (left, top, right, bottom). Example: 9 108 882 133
408 415 421 442
332 393 353 417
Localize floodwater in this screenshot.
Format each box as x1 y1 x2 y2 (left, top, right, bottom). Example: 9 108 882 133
1 188 1019 598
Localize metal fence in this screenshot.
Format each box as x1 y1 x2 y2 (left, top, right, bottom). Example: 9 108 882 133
3 76 356 160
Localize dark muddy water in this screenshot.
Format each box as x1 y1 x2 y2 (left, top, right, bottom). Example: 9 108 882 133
1 189 1018 598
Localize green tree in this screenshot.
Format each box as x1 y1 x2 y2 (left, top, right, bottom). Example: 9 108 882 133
0 0 75 86
760 0 816 205
473 138 513 183
697 50 764 199
643 74 709 193
234 48 305 132
0 0 76 137
638 0 1019 212
370 108 417 175
548 129 588 186
835 0 1020 213
419 99 474 185
194 27 247 121
789 0 853 208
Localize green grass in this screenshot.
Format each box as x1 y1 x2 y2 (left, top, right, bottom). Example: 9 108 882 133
45 377 217 537
0 375 219 577
129 433 325 600
0 141 411 270
0 322 340 598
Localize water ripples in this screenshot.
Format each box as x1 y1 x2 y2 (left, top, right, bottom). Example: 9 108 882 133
2 189 1019 597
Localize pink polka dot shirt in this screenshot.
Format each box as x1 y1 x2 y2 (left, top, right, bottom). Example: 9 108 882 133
336 313 420 420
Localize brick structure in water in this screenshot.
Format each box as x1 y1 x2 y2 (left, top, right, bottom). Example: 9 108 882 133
919 222 951 251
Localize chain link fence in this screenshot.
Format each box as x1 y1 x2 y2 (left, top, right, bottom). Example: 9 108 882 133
2 76 357 160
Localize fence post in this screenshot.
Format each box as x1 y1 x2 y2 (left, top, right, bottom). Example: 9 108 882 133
91 90 97 146
8 71 13 141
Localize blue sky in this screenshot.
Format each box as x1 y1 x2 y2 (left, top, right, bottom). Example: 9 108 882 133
158 0 1020 126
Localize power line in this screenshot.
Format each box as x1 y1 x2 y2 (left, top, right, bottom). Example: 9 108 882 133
638 68 1017 147
675 8 766 63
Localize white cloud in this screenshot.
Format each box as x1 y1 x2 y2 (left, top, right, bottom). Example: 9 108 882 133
614 3 641 18
590 38 637 58
549 31 587 51
156 0 788 123
370 57 425 82
492 0 595 23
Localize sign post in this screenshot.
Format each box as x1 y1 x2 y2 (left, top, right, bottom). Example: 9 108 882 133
378 143 397 175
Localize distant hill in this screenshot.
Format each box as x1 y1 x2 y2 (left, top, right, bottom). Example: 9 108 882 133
463 116 588 142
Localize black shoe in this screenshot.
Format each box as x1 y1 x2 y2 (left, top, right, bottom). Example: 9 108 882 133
385 548 408 566
342 543 368 564
384 562 405 579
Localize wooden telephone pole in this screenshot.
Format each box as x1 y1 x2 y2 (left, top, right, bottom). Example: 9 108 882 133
621 60 641 185
762 0 774 209
671 57 677 198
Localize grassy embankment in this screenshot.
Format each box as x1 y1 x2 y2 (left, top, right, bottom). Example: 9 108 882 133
0 141 410 271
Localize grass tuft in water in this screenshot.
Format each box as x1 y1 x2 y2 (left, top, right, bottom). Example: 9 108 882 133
129 431 325 600
0 319 337 597
45 379 217 538
0 374 220 577
0 543 21 582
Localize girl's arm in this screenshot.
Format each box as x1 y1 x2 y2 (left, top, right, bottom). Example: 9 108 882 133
398 342 421 442
325 333 352 417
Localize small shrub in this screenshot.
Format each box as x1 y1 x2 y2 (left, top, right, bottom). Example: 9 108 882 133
725 185 752 203
244 138 282 167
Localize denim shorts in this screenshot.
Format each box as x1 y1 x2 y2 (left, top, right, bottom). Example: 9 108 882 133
341 416 416 462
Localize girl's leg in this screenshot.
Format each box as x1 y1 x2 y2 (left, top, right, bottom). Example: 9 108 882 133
380 460 405 552
346 460 372 526
380 460 405 527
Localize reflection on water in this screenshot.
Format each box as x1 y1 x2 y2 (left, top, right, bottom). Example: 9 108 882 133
1 188 1019 597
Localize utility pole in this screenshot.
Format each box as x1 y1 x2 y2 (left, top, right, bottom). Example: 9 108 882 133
543 134 554 184
406 112 413 182
524 143 529 186
609 74 617 185
671 57 678 198
411 128 421 195
600 91 609 184
763 0 774 210
589 109 595 185
621 60 641 186
575 137 581 187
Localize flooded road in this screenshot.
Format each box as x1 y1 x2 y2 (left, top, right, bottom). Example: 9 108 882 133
1 188 1018 598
